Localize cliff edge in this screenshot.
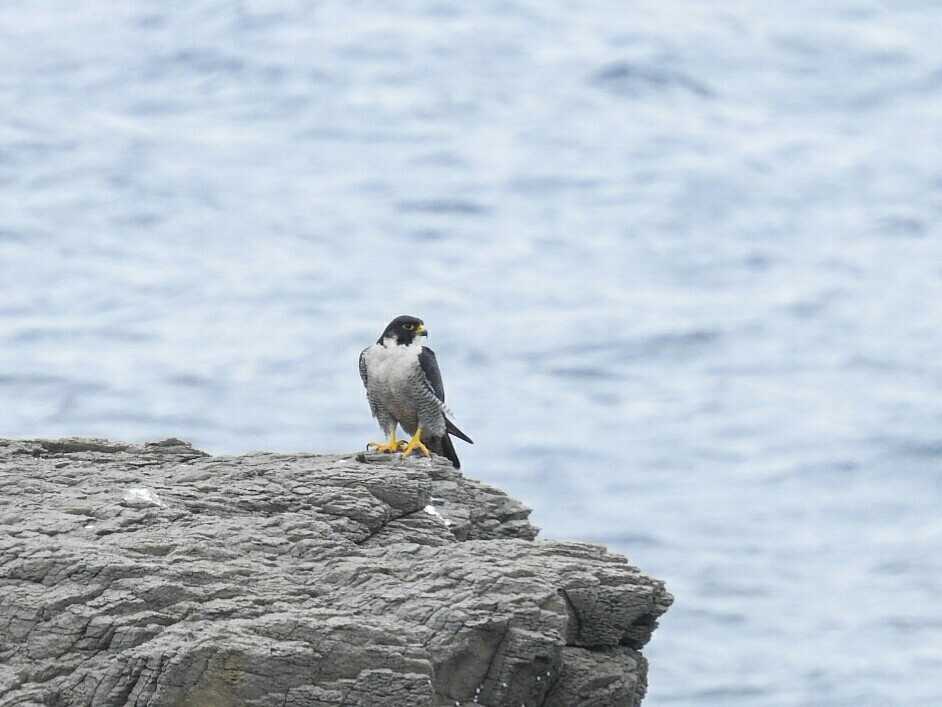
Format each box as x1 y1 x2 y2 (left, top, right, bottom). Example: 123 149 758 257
0 438 671 706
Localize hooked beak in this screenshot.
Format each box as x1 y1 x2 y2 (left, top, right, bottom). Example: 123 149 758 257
416 323 427 336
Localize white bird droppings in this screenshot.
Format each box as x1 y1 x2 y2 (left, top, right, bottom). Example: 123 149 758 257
123 487 164 507
424 504 452 526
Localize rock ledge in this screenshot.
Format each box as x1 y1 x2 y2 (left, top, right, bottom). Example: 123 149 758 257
0 438 671 707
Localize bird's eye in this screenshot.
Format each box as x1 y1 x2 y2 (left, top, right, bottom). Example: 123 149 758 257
403 323 414 331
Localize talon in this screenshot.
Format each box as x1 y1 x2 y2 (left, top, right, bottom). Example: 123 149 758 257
367 430 402 454
367 441 399 453
402 427 431 458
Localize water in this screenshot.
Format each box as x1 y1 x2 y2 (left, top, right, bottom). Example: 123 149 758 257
2 2 941 704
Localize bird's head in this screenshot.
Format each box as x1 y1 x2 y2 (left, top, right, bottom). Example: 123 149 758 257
378 315 427 346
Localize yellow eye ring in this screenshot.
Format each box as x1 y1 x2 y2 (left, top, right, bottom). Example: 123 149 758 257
403 323 414 331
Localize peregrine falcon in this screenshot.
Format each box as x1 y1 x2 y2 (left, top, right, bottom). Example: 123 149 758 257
359 315 473 468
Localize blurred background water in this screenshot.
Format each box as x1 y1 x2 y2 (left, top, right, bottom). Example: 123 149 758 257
2 1 941 704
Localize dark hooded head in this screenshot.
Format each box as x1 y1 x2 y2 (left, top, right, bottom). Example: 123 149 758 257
378 315 427 346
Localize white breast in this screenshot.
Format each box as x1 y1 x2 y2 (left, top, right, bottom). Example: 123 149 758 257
363 338 422 392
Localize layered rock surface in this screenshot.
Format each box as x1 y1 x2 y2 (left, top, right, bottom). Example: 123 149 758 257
0 438 672 706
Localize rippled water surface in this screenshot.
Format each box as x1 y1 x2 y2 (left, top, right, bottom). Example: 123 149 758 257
2 2 942 704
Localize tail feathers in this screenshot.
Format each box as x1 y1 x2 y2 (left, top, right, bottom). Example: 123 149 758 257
441 433 462 469
427 433 461 469
445 418 473 444
424 420 471 469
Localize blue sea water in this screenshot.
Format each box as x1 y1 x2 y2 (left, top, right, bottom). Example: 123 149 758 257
2 1 941 704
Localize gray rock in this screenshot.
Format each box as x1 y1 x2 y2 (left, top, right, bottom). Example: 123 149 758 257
0 438 672 707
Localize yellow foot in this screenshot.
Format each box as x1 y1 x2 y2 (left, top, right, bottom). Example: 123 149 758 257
367 432 406 454
402 428 431 458
367 441 400 453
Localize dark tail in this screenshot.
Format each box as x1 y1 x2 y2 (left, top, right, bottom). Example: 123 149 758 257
438 433 461 469
427 420 472 469
445 418 473 444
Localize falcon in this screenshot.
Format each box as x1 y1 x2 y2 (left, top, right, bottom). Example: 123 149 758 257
359 315 473 468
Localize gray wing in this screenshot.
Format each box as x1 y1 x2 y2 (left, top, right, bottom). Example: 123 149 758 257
359 349 369 388
418 347 445 402
360 346 389 430
419 346 473 446
359 348 382 420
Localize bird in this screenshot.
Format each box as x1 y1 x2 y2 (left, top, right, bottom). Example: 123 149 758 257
359 315 473 468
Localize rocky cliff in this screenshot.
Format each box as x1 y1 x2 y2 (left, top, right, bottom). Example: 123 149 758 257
0 438 671 706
